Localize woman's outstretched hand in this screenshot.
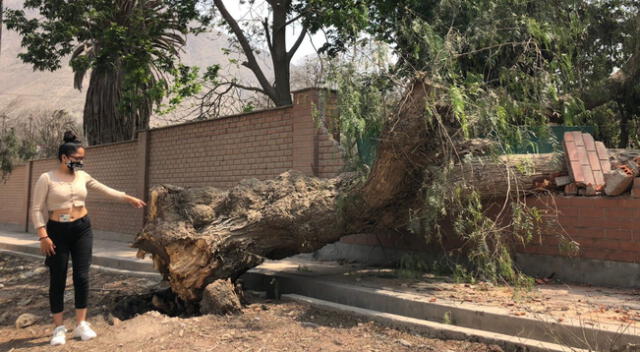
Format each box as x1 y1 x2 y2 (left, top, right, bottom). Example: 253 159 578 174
125 195 147 208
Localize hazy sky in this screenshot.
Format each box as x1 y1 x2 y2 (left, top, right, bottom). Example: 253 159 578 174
223 1 327 65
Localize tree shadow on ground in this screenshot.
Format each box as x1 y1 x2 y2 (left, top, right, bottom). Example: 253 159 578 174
0 336 50 350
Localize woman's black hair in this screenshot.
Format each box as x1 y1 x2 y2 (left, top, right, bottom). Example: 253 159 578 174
58 131 83 161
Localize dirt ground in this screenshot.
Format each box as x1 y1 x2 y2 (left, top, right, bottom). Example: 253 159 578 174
0 252 503 352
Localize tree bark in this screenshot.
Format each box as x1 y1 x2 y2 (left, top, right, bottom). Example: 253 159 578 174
83 66 151 145
131 79 567 304
132 79 433 301
448 153 566 200
270 2 293 106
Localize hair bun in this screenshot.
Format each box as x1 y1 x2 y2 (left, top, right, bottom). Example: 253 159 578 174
63 130 80 144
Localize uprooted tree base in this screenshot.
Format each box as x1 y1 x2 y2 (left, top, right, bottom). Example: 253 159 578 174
132 78 568 312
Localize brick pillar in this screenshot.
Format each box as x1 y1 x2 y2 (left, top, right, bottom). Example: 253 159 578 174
24 161 33 233
135 130 150 227
291 88 338 177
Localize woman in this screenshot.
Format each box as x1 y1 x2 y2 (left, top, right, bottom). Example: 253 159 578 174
31 131 146 345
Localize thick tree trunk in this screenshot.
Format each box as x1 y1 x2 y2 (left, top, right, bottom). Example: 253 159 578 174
270 2 293 106
132 80 434 301
131 80 567 304
83 67 151 145
450 153 567 200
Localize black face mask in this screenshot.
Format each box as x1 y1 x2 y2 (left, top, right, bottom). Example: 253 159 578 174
66 160 84 171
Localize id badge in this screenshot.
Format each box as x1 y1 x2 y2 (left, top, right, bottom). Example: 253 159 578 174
59 214 71 222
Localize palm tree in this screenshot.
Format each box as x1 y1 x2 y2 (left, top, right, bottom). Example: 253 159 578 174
71 0 186 145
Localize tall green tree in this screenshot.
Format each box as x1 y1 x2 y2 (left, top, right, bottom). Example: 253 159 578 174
205 0 367 107
4 0 207 145
311 0 640 281
323 0 640 147
0 128 18 181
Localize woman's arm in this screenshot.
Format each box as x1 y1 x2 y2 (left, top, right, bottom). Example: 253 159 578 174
84 171 146 208
84 172 127 201
31 173 49 235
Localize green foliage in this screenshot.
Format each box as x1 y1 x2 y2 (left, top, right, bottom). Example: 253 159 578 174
17 139 38 161
409 161 547 284
323 0 640 147
319 0 638 284
322 42 397 174
158 65 203 114
0 128 19 181
4 0 207 134
442 311 454 325
395 253 450 279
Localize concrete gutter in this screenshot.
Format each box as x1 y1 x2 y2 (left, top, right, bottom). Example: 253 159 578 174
284 294 586 352
242 269 640 351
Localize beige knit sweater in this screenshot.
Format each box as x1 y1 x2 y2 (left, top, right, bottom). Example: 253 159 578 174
31 170 126 229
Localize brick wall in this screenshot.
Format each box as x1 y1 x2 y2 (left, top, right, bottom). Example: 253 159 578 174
82 140 141 235
292 88 344 178
148 106 294 188
521 195 640 263
1 88 345 238
335 194 640 266
0 164 28 227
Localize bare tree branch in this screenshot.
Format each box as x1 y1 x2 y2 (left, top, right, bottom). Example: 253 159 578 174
213 0 276 101
288 27 308 62
231 82 267 95
284 13 303 28
262 17 274 54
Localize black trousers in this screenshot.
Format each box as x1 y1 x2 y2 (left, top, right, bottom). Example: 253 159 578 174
44 215 93 314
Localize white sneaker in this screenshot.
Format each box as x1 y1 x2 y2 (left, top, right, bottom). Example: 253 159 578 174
50 325 67 345
72 321 97 341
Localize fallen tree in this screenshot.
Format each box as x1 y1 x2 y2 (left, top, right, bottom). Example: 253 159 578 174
131 79 569 306
132 32 640 306
132 79 434 303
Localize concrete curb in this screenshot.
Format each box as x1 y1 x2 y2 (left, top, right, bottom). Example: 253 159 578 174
0 234 155 273
0 249 162 279
283 294 585 352
242 270 640 351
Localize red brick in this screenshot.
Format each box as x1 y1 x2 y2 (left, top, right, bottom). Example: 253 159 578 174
614 220 638 231
564 183 579 196
595 142 611 173
578 207 604 218
605 229 633 240
603 207 637 219
618 198 640 208
571 227 604 239
581 163 596 187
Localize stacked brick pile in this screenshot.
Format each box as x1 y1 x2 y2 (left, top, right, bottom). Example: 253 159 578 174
561 131 640 197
